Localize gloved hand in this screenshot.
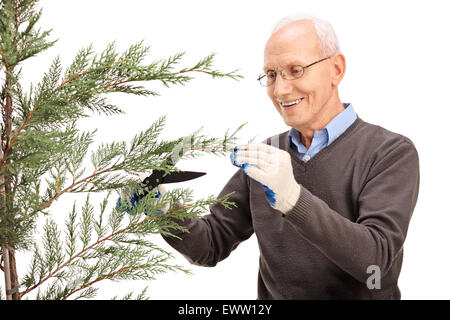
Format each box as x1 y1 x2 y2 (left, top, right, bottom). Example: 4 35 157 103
116 172 168 216
230 143 301 214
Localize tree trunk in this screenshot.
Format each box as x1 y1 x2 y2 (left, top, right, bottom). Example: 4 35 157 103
1 247 19 300
1 78 20 300
2 247 12 300
9 247 20 300
0 138 11 299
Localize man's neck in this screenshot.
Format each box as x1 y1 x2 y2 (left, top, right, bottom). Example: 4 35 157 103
298 101 345 149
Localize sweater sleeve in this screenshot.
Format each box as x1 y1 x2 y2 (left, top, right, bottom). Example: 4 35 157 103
283 139 420 283
161 169 254 267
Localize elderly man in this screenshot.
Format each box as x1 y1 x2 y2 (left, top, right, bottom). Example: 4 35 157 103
159 14 419 299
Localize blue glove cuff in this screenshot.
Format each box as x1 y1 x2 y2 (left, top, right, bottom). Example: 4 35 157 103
230 147 276 206
230 147 253 175
262 184 276 206
117 188 164 215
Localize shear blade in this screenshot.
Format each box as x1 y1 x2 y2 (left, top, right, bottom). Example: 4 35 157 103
162 171 206 184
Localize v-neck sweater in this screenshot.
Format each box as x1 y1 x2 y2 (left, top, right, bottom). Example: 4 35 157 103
162 117 420 300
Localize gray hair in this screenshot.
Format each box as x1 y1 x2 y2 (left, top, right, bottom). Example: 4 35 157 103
271 14 341 57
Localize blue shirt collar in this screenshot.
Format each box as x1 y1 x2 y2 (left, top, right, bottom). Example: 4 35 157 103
288 102 357 151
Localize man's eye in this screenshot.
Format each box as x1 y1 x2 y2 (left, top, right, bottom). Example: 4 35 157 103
267 72 276 79
290 66 302 74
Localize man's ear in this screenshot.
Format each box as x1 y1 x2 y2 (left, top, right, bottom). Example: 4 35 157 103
331 53 346 86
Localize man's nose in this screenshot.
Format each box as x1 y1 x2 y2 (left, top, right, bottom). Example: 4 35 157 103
273 74 292 97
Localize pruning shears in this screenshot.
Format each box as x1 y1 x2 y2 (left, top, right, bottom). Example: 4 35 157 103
140 168 206 195
117 153 206 213
140 150 206 194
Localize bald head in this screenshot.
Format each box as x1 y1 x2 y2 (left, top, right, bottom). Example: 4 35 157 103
270 19 317 43
269 14 341 58
264 20 323 67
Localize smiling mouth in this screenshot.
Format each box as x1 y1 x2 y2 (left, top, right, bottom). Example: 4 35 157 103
278 98 304 109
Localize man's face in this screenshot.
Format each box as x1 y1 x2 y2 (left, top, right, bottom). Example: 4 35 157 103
264 21 340 131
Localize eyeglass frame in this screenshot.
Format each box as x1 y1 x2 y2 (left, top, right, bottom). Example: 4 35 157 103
257 56 332 87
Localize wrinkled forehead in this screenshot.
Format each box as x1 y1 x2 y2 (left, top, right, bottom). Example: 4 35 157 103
263 21 322 70
263 54 309 72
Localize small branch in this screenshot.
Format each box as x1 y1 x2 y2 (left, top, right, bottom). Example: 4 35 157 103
103 80 130 89
179 68 211 75
104 66 233 89
12 0 19 44
0 110 34 167
37 168 114 212
0 50 10 70
55 172 60 194
14 1 19 29
61 267 133 300
0 66 90 168
0 63 115 167
179 68 242 81
59 61 117 88
12 167 109 225
0 67 97 168
59 69 90 88
0 66 88 168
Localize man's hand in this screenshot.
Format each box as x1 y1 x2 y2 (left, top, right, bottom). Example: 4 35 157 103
116 172 168 215
230 143 301 214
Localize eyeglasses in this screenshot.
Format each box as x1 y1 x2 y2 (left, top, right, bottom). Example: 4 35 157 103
257 56 331 87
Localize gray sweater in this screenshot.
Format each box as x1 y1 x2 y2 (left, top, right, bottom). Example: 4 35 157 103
163 117 420 299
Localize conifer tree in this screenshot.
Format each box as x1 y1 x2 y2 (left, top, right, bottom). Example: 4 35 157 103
0 0 242 300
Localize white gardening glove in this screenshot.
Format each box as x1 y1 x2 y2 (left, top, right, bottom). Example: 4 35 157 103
230 143 301 214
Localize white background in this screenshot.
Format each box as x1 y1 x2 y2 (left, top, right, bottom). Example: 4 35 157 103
5 0 450 299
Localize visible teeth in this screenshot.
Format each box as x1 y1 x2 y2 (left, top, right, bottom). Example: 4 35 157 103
280 98 303 106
